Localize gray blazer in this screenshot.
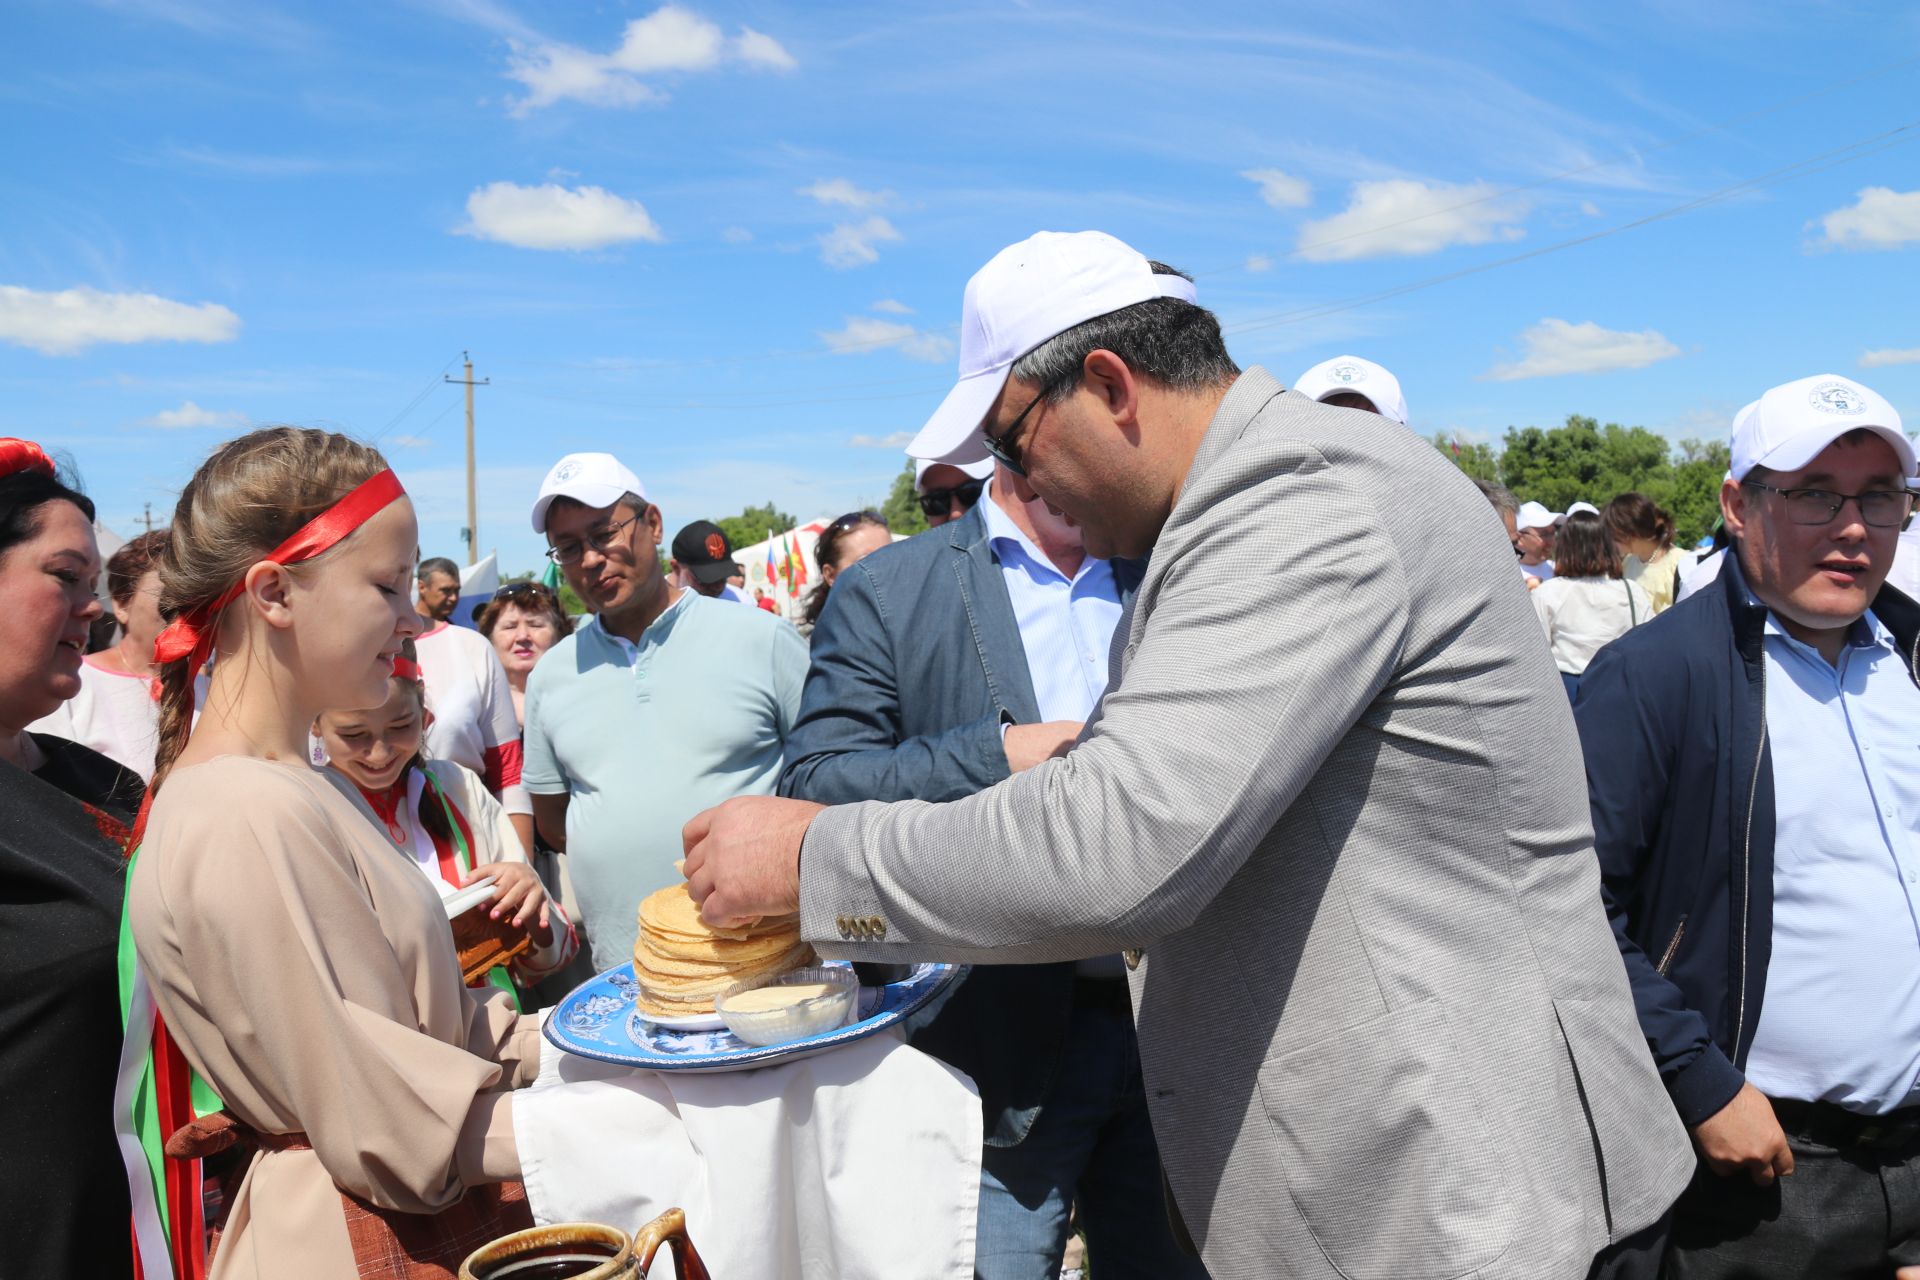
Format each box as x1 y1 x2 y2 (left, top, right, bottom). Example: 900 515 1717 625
798 367 1693 1280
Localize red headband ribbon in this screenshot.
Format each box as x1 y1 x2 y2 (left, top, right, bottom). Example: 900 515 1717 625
153 469 406 679
0 438 55 480
391 655 423 683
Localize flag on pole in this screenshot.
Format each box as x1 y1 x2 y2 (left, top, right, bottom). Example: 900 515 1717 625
765 529 777 586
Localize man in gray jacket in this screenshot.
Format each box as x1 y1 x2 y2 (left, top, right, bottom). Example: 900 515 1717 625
685 230 1692 1280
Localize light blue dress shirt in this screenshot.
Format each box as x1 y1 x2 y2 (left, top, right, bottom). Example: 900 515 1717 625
1743 606 1920 1114
981 493 1127 978
979 492 1123 723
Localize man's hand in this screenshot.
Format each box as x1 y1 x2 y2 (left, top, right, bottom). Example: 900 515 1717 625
1691 1082 1795 1186
683 796 825 928
1004 720 1083 772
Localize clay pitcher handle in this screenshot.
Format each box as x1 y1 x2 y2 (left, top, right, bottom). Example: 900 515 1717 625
632 1208 710 1280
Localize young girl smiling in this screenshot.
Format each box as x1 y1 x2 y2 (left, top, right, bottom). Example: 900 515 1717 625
314 644 577 994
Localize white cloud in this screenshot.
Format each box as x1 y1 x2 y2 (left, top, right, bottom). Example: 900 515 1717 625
456 182 663 251
1244 253 1273 274
819 316 952 362
0 284 240 356
1812 187 1920 252
387 434 432 449
800 178 892 210
1241 168 1312 210
817 216 901 269
1580 200 1602 218
137 399 247 430
1484 318 1682 382
847 431 915 449
504 6 795 115
871 298 912 315
721 226 753 243
734 27 796 70
1296 179 1528 262
1860 346 1920 368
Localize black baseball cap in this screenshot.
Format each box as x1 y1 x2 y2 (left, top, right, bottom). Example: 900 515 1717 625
671 520 737 585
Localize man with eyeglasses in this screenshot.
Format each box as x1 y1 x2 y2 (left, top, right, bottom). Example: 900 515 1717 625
915 456 993 527
520 451 807 971
683 229 1690 1279
1575 373 1920 1277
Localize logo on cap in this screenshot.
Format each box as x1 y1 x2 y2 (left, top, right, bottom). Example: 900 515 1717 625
705 533 726 559
1807 382 1867 416
554 460 581 482
1331 363 1367 384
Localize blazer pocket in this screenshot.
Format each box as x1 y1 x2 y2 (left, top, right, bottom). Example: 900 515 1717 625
1261 998 1513 1280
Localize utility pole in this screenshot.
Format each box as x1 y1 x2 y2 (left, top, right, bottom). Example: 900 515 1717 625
445 351 490 566
140 502 154 534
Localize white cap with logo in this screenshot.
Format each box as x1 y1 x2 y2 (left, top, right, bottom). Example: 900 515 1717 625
913 456 995 486
1729 374 1912 481
530 452 647 533
1293 355 1409 426
1515 501 1563 531
905 230 1199 466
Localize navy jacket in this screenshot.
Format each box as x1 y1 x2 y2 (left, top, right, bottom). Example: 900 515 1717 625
1574 553 1920 1127
779 502 1144 1146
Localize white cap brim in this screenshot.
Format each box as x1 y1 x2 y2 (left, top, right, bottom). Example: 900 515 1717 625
905 366 1008 466
1750 421 1916 481
531 479 632 533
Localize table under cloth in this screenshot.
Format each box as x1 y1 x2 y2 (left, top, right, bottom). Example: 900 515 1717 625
511 1027 982 1278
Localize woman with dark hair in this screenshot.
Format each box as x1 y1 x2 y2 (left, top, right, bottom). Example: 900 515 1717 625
475 580 574 730
799 511 892 632
30 528 205 780
1603 491 1681 613
0 438 141 1279
1531 510 1651 698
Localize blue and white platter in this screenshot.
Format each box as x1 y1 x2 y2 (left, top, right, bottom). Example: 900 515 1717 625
544 960 962 1074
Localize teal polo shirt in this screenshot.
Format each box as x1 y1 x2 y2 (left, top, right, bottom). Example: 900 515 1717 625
523 589 808 970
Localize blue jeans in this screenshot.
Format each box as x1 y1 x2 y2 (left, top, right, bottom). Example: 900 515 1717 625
974 997 1210 1280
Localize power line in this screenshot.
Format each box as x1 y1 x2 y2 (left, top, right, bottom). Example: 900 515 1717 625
371 354 462 442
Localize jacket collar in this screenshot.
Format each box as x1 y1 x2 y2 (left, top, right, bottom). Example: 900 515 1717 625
1717 544 1920 682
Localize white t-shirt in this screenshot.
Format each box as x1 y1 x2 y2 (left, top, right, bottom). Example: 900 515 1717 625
1532 575 1652 675
415 622 530 817
29 656 206 782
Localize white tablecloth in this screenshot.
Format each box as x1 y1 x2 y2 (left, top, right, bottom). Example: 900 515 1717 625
513 1028 982 1279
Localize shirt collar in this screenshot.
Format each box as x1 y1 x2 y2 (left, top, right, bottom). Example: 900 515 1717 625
980 487 1083 584
590 586 692 656
1748 588 1890 655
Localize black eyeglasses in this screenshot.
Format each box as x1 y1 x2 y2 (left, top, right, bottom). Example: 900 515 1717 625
1740 482 1914 528
980 377 1062 477
545 513 639 565
916 479 984 519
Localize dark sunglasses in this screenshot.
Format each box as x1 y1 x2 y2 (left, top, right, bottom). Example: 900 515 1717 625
980 376 1063 477
493 581 560 605
917 479 985 519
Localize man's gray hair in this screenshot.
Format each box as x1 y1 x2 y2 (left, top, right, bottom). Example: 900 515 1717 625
417 555 459 583
1473 478 1518 518
1009 262 1239 402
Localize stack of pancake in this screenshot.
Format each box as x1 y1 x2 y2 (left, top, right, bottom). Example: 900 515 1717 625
632 884 814 1017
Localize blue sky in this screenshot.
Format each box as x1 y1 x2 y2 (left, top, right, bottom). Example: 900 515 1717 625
4 0 1918 575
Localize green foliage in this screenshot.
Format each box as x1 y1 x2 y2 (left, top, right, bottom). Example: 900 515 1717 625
880 459 929 536
714 503 797 555
1432 414 1732 548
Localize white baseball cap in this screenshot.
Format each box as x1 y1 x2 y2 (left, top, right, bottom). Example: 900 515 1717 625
530 452 647 533
905 230 1199 466
1729 374 1912 482
1515 501 1563 531
1293 355 1409 426
1564 501 1601 518
913 456 995 486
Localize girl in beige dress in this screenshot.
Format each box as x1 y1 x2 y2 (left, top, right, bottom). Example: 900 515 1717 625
125 428 542 1279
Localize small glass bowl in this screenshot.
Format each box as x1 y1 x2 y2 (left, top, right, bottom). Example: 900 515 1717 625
715 966 860 1047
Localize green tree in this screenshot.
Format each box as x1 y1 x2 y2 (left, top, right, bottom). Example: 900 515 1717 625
1432 433 1500 483
1666 438 1732 548
1499 414 1674 512
880 459 929 536
714 503 797 556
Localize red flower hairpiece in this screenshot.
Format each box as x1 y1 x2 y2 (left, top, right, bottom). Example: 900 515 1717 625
0 439 56 480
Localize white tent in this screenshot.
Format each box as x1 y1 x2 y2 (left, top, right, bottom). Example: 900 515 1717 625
731 519 833 620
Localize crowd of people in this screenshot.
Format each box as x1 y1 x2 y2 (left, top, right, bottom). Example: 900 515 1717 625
2 227 1916 1280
